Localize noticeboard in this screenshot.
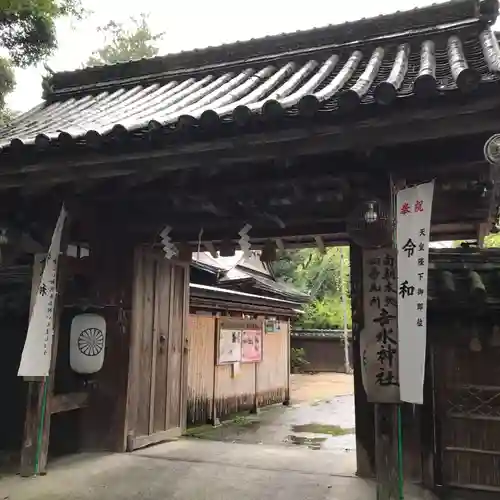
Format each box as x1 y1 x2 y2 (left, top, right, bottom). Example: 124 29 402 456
217 318 263 365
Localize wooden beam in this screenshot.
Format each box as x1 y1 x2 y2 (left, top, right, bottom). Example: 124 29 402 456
85 147 489 206
0 134 492 199
103 190 488 237
2 94 500 183
50 392 90 414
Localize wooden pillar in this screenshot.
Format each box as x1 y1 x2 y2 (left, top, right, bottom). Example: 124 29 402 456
20 254 44 477
251 361 259 414
283 318 291 406
80 214 135 453
374 404 401 499
21 250 67 476
350 244 375 477
211 318 219 425
421 343 436 489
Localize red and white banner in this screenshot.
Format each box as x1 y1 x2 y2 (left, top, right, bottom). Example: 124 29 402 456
396 181 434 404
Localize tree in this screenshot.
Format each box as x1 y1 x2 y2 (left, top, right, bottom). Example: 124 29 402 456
454 231 500 248
0 59 15 122
273 247 351 329
86 13 164 67
0 0 84 123
484 232 500 247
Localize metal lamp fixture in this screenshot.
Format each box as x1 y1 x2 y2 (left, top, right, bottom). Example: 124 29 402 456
363 201 379 224
0 228 9 245
346 198 392 248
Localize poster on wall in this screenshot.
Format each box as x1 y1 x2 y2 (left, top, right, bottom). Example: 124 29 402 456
241 325 263 363
396 180 434 405
18 206 67 377
218 326 242 365
217 318 264 365
361 248 400 403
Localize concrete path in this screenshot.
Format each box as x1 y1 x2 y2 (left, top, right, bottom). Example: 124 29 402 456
0 439 435 500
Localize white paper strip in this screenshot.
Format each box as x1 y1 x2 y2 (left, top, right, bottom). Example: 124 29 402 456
361 248 399 403
18 206 67 377
396 181 434 404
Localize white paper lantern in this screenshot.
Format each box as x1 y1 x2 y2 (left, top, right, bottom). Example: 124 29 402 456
70 313 106 374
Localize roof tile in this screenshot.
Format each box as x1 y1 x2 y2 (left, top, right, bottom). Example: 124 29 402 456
0 1 499 153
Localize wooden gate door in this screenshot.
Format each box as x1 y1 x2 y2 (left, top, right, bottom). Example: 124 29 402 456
434 336 500 494
126 248 189 451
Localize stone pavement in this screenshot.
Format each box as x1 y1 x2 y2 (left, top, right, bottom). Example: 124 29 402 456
0 439 436 500
187 374 356 452
187 394 356 452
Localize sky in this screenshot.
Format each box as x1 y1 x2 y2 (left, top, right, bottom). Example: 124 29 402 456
5 0 455 112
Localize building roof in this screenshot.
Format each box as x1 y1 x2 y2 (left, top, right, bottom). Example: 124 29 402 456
429 247 500 308
0 0 498 156
191 250 309 302
192 250 271 276
189 283 301 316
291 328 352 339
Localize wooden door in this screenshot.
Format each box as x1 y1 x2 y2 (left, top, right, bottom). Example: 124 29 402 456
433 334 500 494
126 248 189 451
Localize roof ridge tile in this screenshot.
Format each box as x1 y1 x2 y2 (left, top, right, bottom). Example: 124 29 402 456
48 0 495 93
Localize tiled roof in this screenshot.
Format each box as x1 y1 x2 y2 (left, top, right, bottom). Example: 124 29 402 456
189 283 302 315
0 1 499 152
192 250 273 278
191 251 308 301
291 328 352 339
429 247 500 307
219 271 310 302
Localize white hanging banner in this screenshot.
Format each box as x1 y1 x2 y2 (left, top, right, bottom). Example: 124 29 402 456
396 181 434 404
18 206 67 377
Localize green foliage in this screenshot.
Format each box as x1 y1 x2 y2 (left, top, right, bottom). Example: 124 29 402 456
0 1 84 67
0 0 84 120
290 347 309 372
0 57 15 110
86 13 164 67
454 233 500 248
273 247 351 329
297 295 352 329
484 233 500 248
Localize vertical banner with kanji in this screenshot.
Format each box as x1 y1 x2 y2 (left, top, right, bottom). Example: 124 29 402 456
361 248 399 403
396 181 434 404
18 206 67 377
